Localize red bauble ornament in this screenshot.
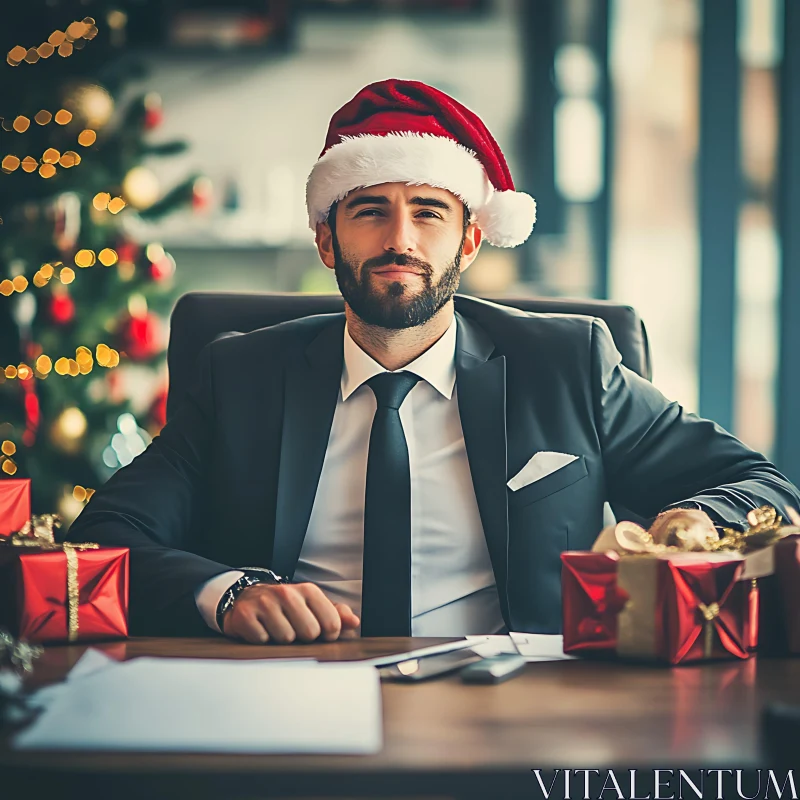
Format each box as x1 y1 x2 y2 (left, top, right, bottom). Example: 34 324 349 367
144 107 163 130
49 292 75 325
149 253 176 282
192 176 213 213
143 92 164 131
121 312 162 361
116 240 139 264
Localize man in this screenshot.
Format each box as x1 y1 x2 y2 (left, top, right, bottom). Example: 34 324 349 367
67 79 800 644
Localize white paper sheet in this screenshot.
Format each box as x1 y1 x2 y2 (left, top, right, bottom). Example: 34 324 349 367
466 634 575 661
355 637 488 667
465 635 520 657
16 655 381 754
509 633 575 661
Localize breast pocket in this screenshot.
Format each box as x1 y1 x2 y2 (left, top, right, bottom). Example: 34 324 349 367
507 456 588 509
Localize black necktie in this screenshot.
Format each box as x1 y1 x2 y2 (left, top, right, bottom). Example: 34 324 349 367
360 371 421 637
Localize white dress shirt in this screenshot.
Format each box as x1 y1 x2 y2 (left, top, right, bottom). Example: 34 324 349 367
195 315 504 636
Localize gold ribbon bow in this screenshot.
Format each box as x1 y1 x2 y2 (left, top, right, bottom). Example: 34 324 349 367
5 514 98 641
592 505 800 557
698 601 721 658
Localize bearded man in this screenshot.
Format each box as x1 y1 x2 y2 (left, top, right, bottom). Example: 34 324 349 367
67 80 800 643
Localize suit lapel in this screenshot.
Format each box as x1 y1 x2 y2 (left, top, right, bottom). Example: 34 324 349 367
272 317 345 576
455 312 511 623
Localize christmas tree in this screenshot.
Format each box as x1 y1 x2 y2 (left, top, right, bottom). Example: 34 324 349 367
0 5 200 524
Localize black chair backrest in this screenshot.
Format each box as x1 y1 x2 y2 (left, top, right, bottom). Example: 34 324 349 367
166 292 652 420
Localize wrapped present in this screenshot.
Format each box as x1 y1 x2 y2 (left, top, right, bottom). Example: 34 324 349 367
615 552 751 664
561 551 627 655
0 514 129 643
563 506 800 661
750 535 800 655
775 538 800 652
0 478 31 537
714 507 800 655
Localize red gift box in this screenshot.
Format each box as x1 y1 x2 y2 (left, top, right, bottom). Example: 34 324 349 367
752 536 800 654
616 553 751 664
0 478 31 536
561 551 628 654
775 538 800 652
0 543 129 643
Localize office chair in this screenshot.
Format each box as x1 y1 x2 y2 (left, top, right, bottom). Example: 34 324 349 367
166 292 652 420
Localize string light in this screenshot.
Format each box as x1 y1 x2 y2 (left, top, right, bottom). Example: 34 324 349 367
74 249 96 268
72 485 95 503
0 432 18 475
6 19 98 67
93 192 126 214
1 146 82 176
0 440 17 475
1 248 123 297
98 248 118 266
1 104 89 177
0 108 73 132
77 129 96 147
2 344 120 381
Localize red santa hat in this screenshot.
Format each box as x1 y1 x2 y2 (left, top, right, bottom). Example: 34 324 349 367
306 79 537 248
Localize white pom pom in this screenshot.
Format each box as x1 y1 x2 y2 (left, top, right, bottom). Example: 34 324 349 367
475 190 537 248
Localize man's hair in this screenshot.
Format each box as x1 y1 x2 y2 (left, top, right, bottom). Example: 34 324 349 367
326 199 471 239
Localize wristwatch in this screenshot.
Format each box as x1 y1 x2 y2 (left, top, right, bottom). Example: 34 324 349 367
215 568 290 632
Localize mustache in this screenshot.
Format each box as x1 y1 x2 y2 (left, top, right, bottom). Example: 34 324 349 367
363 252 432 274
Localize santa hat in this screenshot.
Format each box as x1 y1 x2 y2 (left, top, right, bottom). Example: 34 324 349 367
306 79 536 248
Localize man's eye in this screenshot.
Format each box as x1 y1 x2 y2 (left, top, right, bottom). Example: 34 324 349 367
355 209 383 217
416 211 441 219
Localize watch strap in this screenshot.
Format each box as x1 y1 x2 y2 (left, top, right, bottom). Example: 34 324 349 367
215 574 262 633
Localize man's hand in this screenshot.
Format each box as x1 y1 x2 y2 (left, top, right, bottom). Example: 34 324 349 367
222 582 360 644
648 508 718 551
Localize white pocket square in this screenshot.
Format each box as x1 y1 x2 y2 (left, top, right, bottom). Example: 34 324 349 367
507 451 579 492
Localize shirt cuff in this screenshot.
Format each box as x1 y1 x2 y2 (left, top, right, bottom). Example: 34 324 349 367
194 570 244 633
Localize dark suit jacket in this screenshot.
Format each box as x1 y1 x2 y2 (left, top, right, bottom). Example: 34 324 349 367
66 295 800 636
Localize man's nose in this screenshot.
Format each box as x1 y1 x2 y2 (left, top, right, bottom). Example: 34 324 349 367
383 213 416 254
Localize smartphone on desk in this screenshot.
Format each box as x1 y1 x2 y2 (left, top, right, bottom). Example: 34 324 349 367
378 648 482 681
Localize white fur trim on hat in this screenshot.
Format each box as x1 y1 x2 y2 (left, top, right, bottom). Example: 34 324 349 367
475 190 537 248
306 133 536 247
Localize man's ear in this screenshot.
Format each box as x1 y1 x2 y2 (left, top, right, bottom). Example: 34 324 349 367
315 220 336 270
459 222 483 273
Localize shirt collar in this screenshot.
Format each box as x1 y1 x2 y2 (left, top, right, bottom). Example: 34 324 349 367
341 315 457 401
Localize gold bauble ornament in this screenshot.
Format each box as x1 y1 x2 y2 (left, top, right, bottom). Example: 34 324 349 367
61 82 114 130
50 406 87 454
122 166 160 210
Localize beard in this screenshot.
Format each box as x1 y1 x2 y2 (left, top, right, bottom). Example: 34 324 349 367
332 235 465 330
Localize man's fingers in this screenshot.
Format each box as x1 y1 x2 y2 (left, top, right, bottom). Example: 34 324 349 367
279 588 323 642
334 603 361 629
221 583 358 644
303 589 342 641
225 607 269 644
253 595 297 644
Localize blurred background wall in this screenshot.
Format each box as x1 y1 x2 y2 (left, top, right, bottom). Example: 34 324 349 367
2 0 799 516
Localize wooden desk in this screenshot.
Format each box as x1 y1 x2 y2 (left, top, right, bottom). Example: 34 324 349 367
2 637 800 799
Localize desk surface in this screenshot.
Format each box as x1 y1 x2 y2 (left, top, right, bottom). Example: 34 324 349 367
3 637 799 798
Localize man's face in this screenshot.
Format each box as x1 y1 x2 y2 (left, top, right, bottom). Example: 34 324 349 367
316 183 482 329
